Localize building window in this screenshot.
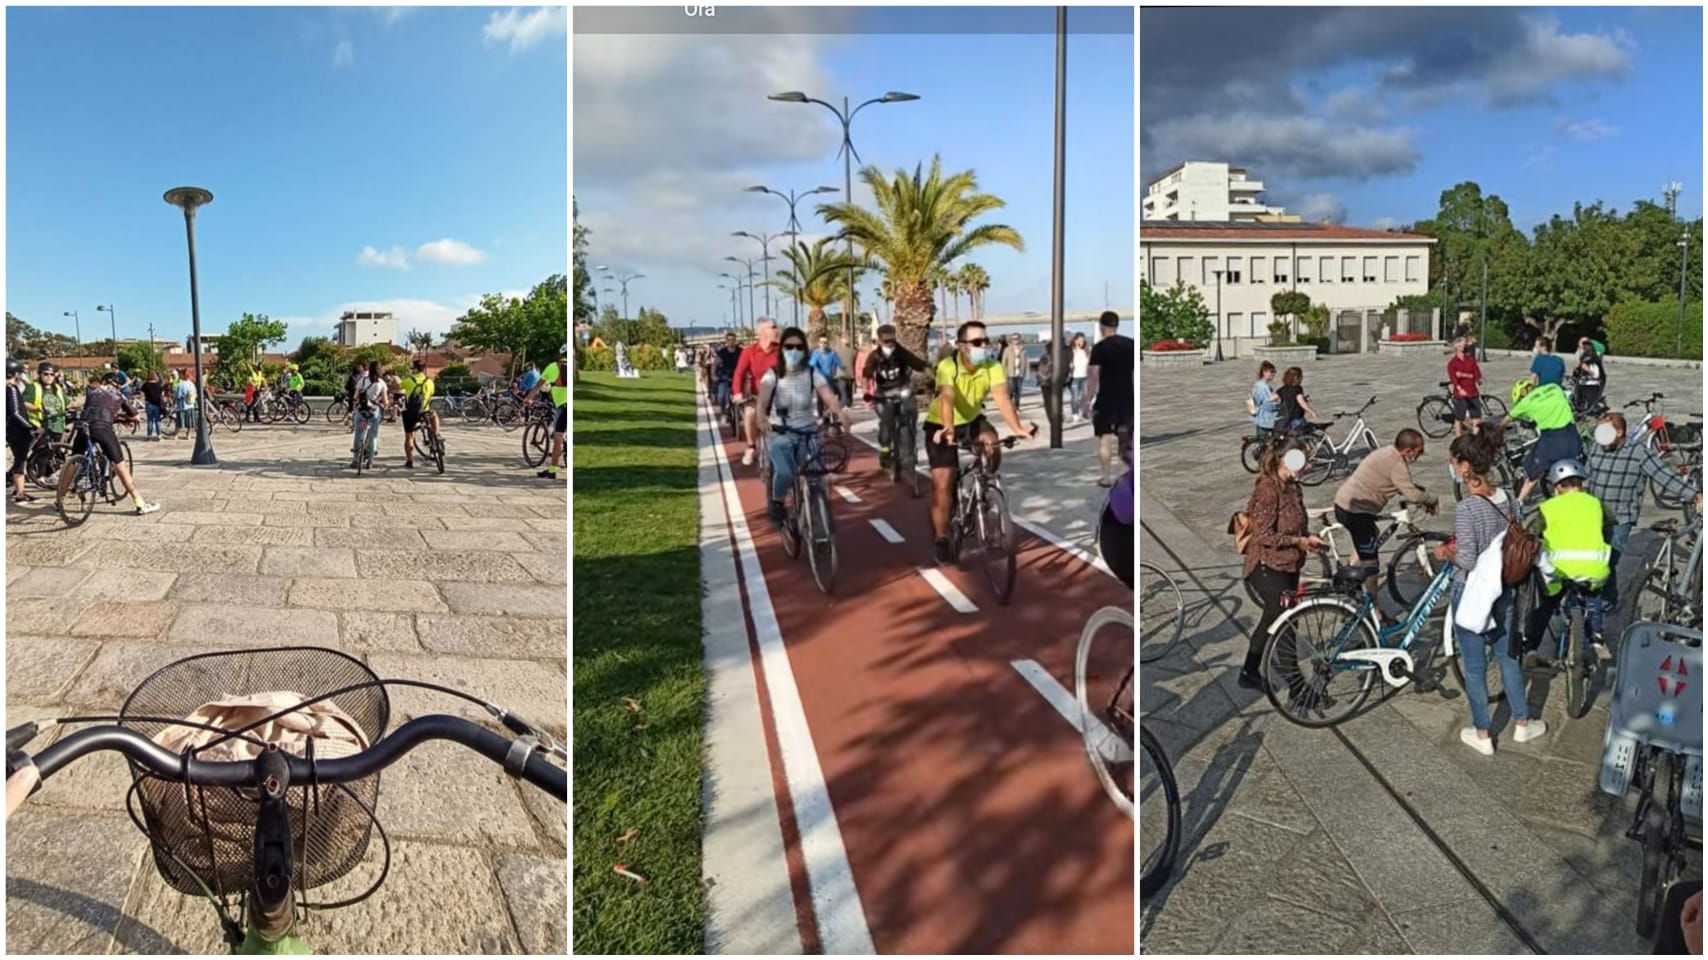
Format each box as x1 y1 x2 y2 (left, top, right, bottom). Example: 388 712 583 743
1251 257 1268 285
1406 256 1420 282
1227 257 1243 284
1228 312 1243 337
1252 311 1268 338
1341 256 1356 283
1178 257 1195 286
1296 256 1312 283
1363 256 1378 283
1203 257 1220 285
1321 256 1334 283
1384 257 1398 283
1274 256 1288 284
1152 257 1170 285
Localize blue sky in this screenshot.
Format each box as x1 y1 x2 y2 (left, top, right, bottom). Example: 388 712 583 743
7 6 567 351
574 5 1134 335
1141 6 1703 232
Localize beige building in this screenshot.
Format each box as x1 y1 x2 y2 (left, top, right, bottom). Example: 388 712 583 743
1140 221 1437 356
335 311 399 348
1143 161 1299 223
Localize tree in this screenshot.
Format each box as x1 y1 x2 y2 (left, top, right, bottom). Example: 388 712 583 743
213 314 289 383
1269 290 1311 340
116 341 167 378
290 336 344 385
6 313 78 360
1139 279 1211 347
770 237 864 341
450 274 569 375
817 154 1023 357
406 328 434 355
573 197 596 326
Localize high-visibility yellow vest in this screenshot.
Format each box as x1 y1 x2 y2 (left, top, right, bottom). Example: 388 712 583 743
1538 489 1610 589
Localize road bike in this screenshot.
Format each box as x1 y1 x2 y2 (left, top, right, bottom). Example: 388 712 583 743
1596 622 1702 941
1138 724 1179 898
3 646 565 955
1297 396 1381 487
1076 607 1134 824
774 424 838 594
946 433 1025 605
1415 381 1507 440
54 422 133 528
1633 514 1703 630
1139 562 1185 665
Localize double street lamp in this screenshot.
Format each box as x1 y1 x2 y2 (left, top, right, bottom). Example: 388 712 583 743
63 310 80 358
723 256 759 326
596 266 644 321
732 230 781 320
164 186 216 466
744 183 839 328
768 88 920 345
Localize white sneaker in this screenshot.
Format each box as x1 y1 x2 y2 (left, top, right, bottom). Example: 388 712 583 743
1460 727 1494 755
135 502 160 516
1512 719 1548 743
741 448 755 466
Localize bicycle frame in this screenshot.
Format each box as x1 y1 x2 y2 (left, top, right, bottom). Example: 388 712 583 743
1270 559 1456 689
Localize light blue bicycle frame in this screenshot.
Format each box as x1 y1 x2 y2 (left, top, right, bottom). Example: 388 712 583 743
1286 559 1458 688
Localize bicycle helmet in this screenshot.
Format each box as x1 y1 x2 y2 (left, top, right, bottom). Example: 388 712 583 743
36 361 56 375
1510 379 1534 405
1548 459 1588 487
5 360 23 377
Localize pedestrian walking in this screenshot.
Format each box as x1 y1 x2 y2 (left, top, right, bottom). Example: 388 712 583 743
1238 440 1322 689
1002 334 1028 410
141 371 166 440
173 369 199 440
1068 333 1090 423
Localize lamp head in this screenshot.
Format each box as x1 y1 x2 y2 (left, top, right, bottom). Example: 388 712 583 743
768 91 808 103
163 186 214 211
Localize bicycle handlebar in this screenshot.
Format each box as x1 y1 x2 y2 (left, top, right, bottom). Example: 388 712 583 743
17 714 566 802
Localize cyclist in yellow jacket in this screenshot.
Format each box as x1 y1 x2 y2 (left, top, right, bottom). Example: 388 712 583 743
1523 459 1612 660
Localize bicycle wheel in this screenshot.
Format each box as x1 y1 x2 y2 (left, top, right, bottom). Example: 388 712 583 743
494 401 522 431
222 406 244 434
522 421 550 468
107 443 132 503
290 402 310 426
804 480 837 594
1384 533 1448 610
1261 599 1379 727
1563 604 1594 719
55 455 96 527
461 399 487 426
1416 397 1454 439
1297 436 1333 487
1138 562 1185 665
819 424 850 474
1652 446 1692 510
1480 395 1508 421
1138 725 1178 897
324 399 345 424
1635 750 1673 939
1076 607 1135 818
431 429 446 474
1239 435 1265 474
27 442 61 491
975 484 1017 605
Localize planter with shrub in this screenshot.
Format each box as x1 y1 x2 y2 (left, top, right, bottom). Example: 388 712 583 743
1378 331 1447 357
1141 340 1208 368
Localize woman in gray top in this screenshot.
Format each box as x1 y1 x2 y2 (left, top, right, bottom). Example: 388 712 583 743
1439 428 1543 755
757 326 843 528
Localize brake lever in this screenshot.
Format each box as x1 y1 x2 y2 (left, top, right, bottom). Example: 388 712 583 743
6 722 44 752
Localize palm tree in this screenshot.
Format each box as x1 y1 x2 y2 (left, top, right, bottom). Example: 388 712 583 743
406 328 433 356
817 155 1023 358
770 238 864 342
957 263 990 322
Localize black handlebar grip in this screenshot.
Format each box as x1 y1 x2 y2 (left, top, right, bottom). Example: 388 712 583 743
6 723 40 752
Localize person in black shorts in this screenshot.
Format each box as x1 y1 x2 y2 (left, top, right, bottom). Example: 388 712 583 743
75 372 159 515
1082 311 1134 487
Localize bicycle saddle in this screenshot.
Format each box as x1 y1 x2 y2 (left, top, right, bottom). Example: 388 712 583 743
1333 562 1380 589
1653 518 1679 534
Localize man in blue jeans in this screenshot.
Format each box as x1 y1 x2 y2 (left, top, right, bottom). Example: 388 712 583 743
808 334 843 415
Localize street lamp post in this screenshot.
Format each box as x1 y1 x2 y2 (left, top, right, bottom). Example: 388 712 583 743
733 231 781 320
164 186 216 466
719 273 746 329
745 184 839 329
769 89 919 347
1047 4 1067 449
63 310 81 360
596 266 644 321
724 256 758 328
1212 269 1225 362
1679 228 1690 359
96 305 118 367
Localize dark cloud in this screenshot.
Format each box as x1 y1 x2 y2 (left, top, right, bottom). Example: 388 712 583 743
1147 114 1419 183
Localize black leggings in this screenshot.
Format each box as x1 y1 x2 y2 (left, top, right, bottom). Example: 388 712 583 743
1244 564 1299 674
6 431 30 482
1099 506 1133 589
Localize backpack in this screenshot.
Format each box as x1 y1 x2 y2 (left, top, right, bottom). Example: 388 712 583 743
404 375 428 414
1245 387 1259 417
1479 495 1540 586
355 376 377 413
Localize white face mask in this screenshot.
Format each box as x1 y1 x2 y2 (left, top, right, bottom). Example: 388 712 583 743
1594 422 1617 447
1282 449 1308 473
880 344 895 356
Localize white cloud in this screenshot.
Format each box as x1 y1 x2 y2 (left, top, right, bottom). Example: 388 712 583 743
1556 117 1618 141
357 245 411 270
416 238 487 266
1371 217 1401 231
483 7 567 54
333 39 354 67
1294 193 1348 224
378 7 414 27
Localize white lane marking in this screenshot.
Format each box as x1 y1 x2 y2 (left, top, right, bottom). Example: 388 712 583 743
699 390 876 955
833 484 861 504
1010 659 1133 764
869 518 905 544
917 567 978 614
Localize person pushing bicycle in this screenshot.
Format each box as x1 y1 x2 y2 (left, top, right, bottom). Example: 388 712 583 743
399 358 437 470
924 320 1037 566
76 371 159 515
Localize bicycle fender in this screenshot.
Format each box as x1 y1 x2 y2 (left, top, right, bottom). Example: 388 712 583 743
1267 595 1380 641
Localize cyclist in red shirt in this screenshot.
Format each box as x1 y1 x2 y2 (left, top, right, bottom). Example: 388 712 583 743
1445 337 1484 438
731 318 782 466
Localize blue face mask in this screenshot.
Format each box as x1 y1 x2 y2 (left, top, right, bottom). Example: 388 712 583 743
966 346 988 365
783 348 805 367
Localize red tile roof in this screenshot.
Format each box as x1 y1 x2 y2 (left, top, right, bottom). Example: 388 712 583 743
1141 223 1435 242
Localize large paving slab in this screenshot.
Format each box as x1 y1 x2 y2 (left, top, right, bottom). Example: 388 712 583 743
1138 352 1700 954
6 420 566 955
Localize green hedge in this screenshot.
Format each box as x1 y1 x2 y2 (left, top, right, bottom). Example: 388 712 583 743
580 345 678 372
302 379 337 396
1604 301 1702 360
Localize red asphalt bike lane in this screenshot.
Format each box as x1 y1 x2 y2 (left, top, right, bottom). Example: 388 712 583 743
709 398 1134 954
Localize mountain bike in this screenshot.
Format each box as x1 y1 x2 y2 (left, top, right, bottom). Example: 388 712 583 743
1076 606 1134 822
1514 572 1602 720
54 423 133 528
946 433 1026 605
3 646 566 955
1415 381 1507 440
1596 622 1702 941
24 429 71 491
418 416 446 475
1297 396 1380 486
774 423 838 595
1139 562 1185 665
1138 724 1180 898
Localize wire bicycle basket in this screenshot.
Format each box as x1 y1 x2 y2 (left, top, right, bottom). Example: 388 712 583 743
118 648 391 909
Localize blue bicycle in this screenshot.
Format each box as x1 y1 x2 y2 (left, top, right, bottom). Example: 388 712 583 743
1514 572 1601 720
54 422 132 528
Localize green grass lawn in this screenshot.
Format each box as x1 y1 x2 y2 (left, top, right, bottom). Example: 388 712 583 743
572 371 707 954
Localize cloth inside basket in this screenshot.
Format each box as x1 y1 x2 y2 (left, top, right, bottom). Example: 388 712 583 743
151 691 369 762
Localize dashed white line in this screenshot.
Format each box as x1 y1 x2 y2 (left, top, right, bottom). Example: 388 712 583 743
833 484 861 504
917 567 978 613
1009 659 1133 764
868 518 905 544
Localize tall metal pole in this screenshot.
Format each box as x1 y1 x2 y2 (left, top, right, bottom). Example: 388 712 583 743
842 96 856 347
1213 271 1225 362
1480 256 1487 361
166 187 216 465
1679 229 1689 358
1048 6 1067 449
747 262 757 328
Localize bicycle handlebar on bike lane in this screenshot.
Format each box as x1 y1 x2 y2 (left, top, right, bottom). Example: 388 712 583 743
701 391 1133 955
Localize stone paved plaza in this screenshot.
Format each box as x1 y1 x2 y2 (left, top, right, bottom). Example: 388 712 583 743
4 419 567 954
1139 351 1702 954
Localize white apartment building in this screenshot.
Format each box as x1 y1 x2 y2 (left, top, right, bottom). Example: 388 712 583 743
1139 221 1436 356
1143 161 1296 222
335 311 398 348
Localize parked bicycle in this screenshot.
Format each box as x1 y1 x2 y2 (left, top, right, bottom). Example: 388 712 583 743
1297 396 1381 486
1415 380 1508 439
1633 514 1703 630
3 646 566 954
